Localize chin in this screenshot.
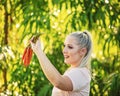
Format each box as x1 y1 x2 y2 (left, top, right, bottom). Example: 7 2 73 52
64 60 71 65
64 60 67 64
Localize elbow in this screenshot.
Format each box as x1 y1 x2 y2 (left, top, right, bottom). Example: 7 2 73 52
53 79 62 88
51 76 73 91
51 76 63 89
53 79 73 91
50 76 73 91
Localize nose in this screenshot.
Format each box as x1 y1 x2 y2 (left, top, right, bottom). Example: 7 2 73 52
63 46 67 54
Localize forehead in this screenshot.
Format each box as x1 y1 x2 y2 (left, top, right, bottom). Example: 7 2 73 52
64 35 78 44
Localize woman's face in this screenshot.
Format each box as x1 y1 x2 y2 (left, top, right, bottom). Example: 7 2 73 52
63 35 82 67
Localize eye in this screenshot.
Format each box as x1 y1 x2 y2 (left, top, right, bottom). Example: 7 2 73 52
68 45 73 49
63 44 73 49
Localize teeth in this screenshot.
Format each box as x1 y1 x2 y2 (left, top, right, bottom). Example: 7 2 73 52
64 56 69 58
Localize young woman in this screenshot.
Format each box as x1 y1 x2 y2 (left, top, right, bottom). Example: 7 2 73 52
30 31 93 96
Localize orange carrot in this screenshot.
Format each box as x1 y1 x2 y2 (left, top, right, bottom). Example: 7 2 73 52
22 47 27 60
23 47 33 67
22 46 32 67
22 47 28 66
24 47 30 66
23 55 27 66
28 48 33 64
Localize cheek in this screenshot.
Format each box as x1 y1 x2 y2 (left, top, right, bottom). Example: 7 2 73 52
72 54 80 60
70 51 81 60
70 50 80 56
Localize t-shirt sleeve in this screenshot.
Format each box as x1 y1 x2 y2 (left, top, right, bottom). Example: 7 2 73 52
64 68 91 91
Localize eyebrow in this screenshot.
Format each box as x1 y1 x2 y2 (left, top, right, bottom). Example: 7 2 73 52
64 43 72 45
64 43 75 47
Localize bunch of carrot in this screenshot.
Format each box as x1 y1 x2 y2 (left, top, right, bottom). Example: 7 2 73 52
22 45 33 67
22 33 41 67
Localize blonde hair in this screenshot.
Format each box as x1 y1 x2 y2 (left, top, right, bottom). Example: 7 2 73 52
69 30 93 70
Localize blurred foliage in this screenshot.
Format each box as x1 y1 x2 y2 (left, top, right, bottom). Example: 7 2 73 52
0 0 120 96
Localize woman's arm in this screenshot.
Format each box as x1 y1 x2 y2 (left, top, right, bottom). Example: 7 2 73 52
30 39 73 91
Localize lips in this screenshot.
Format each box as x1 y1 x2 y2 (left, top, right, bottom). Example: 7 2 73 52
64 55 69 59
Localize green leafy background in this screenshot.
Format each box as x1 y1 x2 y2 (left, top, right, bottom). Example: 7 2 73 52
0 0 120 96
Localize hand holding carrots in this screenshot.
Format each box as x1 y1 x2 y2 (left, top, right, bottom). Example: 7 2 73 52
30 38 42 54
22 33 41 67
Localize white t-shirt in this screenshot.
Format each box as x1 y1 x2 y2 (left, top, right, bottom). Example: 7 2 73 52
52 67 91 96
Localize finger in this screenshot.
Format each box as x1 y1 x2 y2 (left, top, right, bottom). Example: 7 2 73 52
30 36 35 43
36 38 40 43
30 41 35 50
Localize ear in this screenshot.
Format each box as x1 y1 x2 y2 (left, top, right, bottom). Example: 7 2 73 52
79 48 87 56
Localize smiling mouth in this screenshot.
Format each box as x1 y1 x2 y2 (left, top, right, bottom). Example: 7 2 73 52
64 56 69 59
